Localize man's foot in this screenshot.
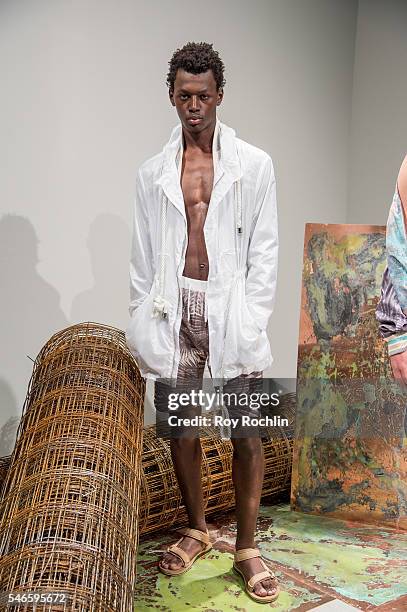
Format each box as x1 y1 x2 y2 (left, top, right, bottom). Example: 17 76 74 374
234 556 278 598
233 547 280 601
159 527 211 574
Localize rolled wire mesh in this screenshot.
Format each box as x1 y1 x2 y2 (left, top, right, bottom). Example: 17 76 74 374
0 323 145 612
139 392 296 535
0 455 11 498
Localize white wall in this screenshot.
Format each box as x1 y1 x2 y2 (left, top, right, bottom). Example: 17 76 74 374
0 0 358 454
348 0 407 224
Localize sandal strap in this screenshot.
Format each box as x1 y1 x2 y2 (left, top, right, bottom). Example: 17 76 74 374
248 569 275 591
166 543 190 567
177 527 210 545
234 547 260 562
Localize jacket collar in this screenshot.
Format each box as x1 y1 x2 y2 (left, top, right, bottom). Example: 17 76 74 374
155 117 243 220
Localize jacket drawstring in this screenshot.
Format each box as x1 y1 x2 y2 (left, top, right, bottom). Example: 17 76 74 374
235 179 242 234
152 173 172 318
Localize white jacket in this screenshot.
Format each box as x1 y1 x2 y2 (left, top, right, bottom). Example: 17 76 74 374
125 117 278 383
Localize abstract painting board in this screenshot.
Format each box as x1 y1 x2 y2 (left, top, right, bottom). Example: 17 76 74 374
291 223 407 530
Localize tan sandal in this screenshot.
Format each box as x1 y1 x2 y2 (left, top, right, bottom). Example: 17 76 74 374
233 547 280 603
158 527 212 576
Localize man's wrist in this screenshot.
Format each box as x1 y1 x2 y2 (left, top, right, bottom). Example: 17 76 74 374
385 332 407 357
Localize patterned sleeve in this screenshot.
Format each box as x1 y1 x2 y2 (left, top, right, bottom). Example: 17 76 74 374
376 267 407 355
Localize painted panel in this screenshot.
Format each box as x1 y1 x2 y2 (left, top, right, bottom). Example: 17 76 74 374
291 224 407 529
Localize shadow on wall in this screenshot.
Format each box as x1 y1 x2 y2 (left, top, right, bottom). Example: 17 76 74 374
0 213 154 446
0 214 68 453
70 213 156 422
0 378 20 456
70 213 130 329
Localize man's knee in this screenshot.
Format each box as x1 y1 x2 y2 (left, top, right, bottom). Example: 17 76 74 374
170 436 201 452
231 437 263 458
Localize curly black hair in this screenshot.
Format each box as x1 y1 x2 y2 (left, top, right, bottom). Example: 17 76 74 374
166 42 226 91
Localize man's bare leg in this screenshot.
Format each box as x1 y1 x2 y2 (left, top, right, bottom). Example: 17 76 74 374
231 437 278 599
160 437 208 570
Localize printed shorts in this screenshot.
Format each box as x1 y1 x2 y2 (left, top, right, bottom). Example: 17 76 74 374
154 276 264 438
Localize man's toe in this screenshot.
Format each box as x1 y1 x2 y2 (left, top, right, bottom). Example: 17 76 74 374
263 578 277 594
254 583 268 597
169 556 182 570
161 553 174 569
254 579 276 597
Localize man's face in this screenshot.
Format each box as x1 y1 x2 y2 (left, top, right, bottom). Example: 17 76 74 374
169 68 223 134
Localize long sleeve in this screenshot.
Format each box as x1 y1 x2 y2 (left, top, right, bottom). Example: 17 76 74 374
245 155 278 332
128 168 155 318
376 267 407 355
386 189 407 313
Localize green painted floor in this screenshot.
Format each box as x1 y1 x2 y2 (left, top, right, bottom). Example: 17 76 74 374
134 503 407 611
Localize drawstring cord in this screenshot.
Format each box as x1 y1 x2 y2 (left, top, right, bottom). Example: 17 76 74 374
152 187 172 319
153 148 182 319
235 179 242 234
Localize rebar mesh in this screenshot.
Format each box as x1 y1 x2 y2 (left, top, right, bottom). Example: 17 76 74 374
0 455 11 498
0 323 145 612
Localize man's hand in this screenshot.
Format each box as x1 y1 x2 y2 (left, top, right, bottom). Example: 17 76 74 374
390 350 407 385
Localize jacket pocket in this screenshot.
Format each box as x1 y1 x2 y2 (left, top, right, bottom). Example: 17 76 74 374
219 249 238 278
222 277 268 374
125 287 173 376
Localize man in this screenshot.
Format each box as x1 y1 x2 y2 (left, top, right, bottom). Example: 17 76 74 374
126 42 279 603
376 155 407 385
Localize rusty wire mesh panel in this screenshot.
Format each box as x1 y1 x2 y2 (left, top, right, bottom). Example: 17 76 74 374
139 392 296 536
0 323 145 612
0 455 11 498
262 392 296 498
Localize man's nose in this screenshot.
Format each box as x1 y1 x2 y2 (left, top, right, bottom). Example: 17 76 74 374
189 95 200 112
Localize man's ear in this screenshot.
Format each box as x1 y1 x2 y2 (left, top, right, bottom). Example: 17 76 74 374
169 89 175 106
217 88 224 106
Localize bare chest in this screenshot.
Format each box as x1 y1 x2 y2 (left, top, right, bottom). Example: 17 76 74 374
180 152 214 212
